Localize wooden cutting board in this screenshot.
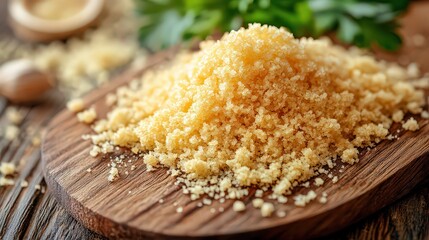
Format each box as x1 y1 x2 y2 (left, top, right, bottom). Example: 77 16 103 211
41 45 429 239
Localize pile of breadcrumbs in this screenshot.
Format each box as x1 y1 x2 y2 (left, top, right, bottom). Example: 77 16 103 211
71 24 428 217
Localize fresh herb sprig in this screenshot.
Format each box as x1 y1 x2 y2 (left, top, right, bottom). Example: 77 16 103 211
135 0 409 51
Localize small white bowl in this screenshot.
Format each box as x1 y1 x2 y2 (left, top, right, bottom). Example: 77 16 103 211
9 0 105 42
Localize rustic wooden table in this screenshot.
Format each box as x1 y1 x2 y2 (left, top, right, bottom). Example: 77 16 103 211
0 1 428 240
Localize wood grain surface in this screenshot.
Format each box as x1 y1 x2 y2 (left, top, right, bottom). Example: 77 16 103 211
1 1 429 240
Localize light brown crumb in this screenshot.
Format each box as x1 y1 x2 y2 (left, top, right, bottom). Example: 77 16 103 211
261 202 275 217
35 184 41 190
252 198 264 208
20 180 28 188
86 168 92 173
402 118 419 131
77 107 97 124
314 178 324 187
294 190 317 207
255 189 263 198
332 176 339 183
0 162 16 176
319 196 328 204
66 98 85 113
158 199 164 204
108 167 119 182
277 195 288 204
4 125 19 140
210 208 216 213
0 177 14 186
392 110 404 123
6 107 23 124
202 198 212 205
106 94 117 106
218 207 224 212
233 201 246 212
421 111 429 119
31 136 41 146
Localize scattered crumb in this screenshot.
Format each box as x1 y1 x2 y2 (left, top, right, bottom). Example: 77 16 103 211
0 162 16 175
332 176 339 183
77 108 97 124
421 111 429 119
261 202 275 217
86 168 92 173
202 198 212 205
158 199 164 204
233 201 246 212
252 198 264 208
218 207 224 212
4 125 19 140
108 167 119 182
6 107 23 124
277 195 288 204
294 190 317 207
255 189 263 198
31 136 41 146
66 98 85 113
35 184 41 190
0 177 14 186
402 118 419 131
301 181 310 188
176 207 183 213
20 180 28 188
210 208 216 213
314 178 324 187
392 110 404 123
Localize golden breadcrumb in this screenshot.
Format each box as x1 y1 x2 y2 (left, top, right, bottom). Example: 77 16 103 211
87 24 425 204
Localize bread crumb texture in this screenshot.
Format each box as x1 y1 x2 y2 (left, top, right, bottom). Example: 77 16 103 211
67 98 85 113
0 162 16 176
77 107 97 124
86 24 425 210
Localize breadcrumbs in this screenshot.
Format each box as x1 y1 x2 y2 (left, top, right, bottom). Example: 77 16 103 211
0 177 14 186
4 125 19 140
67 98 85 113
402 118 419 131
86 24 425 209
261 202 275 217
0 162 16 176
314 178 324 187
77 108 97 124
252 198 264 208
6 107 23 124
233 201 246 212
108 167 119 182
294 190 317 207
